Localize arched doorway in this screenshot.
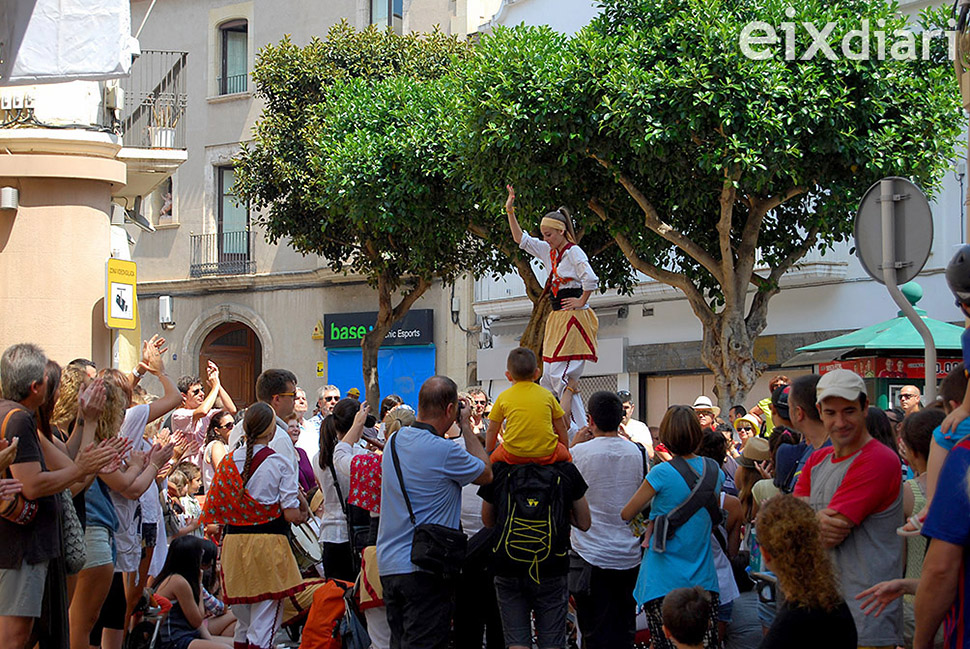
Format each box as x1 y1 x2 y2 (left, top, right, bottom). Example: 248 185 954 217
200 322 262 408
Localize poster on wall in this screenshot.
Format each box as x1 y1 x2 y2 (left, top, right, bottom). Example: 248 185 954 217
818 357 959 380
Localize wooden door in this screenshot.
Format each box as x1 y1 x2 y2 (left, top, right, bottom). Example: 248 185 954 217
200 322 261 408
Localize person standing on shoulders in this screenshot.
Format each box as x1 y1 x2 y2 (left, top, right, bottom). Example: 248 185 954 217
505 184 599 428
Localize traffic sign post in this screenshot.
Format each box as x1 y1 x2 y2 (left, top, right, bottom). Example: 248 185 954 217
105 258 138 330
854 177 937 402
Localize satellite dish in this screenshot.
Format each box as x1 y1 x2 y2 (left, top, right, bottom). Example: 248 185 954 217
854 177 932 285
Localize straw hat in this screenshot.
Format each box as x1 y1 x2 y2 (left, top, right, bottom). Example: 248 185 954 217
692 395 721 418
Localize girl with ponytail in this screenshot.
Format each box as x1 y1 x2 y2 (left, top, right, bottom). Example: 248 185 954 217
200 401 308 649
505 184 600 429
312 397 371 581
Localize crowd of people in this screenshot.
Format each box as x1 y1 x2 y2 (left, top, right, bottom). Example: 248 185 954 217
3 248 970 649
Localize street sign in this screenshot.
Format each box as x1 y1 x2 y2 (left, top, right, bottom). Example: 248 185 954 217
854 177 933 285
105 258 137 330
854 177 937 402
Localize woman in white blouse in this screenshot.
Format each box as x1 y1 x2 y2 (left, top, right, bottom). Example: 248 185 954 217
505 184 600 426
311 398 370 581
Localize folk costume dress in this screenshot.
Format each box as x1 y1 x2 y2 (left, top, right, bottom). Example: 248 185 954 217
201 444 305 649
519 231 599 426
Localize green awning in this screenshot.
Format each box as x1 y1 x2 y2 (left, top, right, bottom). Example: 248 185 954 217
785 282 963 365
794 314 964 353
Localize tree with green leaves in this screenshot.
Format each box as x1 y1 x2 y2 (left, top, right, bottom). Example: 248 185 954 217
458 0 963 408
236 22 633 406
234 23 497 409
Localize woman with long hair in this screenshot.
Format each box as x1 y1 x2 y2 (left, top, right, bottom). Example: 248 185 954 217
70 358 179 649
153 535 230 649
756 495 856 648
622 405 723 649
312 397 370 581
505 184 599 428
201 402 307 649
202 410 234 493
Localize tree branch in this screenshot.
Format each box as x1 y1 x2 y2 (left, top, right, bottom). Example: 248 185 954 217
718 167 742 305
467 222 544 304
391 276 432 322
588 198 714 328
745 226 821 338
589 152 724 284
736 185 808 291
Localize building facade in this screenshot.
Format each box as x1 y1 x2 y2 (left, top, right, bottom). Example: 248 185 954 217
127 0 500 405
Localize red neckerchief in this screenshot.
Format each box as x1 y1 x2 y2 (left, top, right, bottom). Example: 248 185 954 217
548 242 575 297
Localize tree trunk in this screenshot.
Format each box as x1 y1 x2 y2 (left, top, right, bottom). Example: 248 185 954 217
360 273 432 412
700 309 764 412
520 297 551 362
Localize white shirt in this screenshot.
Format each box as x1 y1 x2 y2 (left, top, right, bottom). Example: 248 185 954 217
312 441 370 543
296 416 320 456
622 418 653 449
570 436 645 570
229 415 299 469
519 231 599 293
455 436 485 538
109 404 154 526
231 443 300 509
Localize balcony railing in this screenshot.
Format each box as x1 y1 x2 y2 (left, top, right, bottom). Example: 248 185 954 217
218 73 248 95
190 231 256 277
118 50 188 150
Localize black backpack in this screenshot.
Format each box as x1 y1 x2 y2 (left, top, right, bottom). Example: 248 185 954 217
491 463 568 584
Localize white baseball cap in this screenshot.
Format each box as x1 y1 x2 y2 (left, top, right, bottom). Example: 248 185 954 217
816 369 867 404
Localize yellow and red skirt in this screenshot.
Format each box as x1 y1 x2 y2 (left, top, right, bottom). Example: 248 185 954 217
221 522 307 604
543 306 599 364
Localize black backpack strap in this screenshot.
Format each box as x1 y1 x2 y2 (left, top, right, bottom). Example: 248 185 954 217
389 433 416 526
651 457 720 553
634 442 648 477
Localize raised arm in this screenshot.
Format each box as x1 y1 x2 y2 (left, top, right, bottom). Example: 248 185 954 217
506 184 523 245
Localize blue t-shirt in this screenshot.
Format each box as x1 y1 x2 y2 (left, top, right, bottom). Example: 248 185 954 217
633 456 725 605
933 418 970 453
376 424 485 577
84 477 119 531
921 437 970 649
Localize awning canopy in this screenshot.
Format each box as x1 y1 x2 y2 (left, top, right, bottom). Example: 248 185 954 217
785 282 963 366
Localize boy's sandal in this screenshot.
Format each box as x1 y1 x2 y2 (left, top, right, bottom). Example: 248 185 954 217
896 514 924 537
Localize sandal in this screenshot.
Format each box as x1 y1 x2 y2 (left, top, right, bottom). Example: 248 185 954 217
896 513 924 537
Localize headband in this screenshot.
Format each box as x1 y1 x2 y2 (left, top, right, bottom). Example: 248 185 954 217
540 216 567 232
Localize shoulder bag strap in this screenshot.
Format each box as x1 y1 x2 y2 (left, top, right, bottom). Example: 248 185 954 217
1 409 20 479
328 462 349 516
389 433 416 526
635 442 648 477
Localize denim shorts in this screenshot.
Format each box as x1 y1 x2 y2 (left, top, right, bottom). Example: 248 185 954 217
82 525 115 570
494 574 569 649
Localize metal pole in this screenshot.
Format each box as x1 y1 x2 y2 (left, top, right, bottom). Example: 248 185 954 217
880 179 938 402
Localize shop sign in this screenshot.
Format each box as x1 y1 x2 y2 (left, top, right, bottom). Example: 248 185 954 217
324 309 434 348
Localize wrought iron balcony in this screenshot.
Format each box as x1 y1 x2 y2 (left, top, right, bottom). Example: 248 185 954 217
118 50 188 150
190 231 256 277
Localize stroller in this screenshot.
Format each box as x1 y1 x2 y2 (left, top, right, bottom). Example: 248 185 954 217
124 589 173 649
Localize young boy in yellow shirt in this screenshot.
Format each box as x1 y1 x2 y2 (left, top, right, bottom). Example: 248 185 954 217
485 347 571 464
